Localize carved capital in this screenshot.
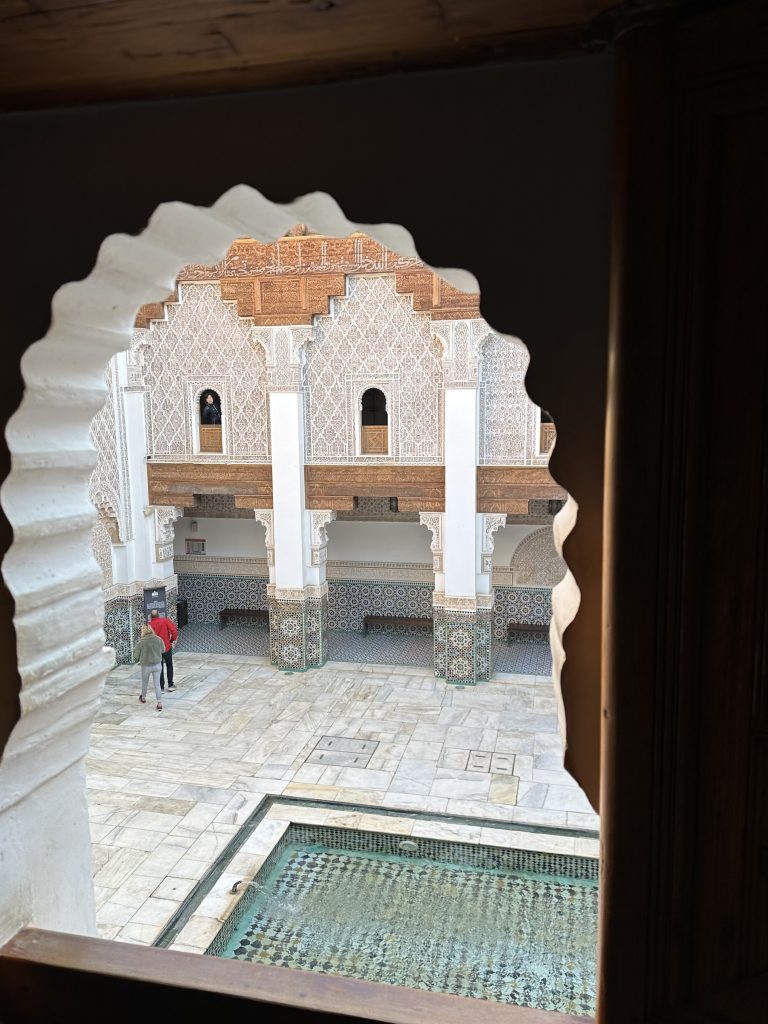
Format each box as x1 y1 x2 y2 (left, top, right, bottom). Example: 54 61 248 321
309 510 335 567
434 319 489 387
482 513 507 554
310 510 336 549
419 511 444 572
253 326 312 392
253 509 274 548
152 505 184 546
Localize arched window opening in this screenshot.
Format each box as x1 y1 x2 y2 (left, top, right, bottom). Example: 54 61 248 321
199 389 223 453
360 387 388 454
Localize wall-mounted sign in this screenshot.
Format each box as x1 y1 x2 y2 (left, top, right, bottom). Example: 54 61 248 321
143 586 167 621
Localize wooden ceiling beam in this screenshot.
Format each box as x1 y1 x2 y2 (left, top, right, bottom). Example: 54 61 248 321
0 1 616 112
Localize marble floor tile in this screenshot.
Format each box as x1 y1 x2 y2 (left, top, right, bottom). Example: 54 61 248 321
389 758 438 796
116 922 164 945
488 777 520 806
516 782 549 808
110 874 163 911
130 896 181 927
151 876 199 901
333 767 393 792
543 784 595 813
93 847 150 890
430 775 492 801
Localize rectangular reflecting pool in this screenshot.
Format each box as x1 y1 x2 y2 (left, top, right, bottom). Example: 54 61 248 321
205 825 598 1016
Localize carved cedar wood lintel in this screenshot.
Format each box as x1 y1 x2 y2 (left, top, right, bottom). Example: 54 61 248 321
304 465 445 512
147 462 273 508
477 467 566 513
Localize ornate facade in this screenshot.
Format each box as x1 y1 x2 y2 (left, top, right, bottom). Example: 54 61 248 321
90 229 562 681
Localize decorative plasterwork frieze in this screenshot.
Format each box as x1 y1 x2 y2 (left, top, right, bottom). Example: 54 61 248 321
173 555 270 577
171 555 518 587
432 592 495 613
432 593 478 613
267 583 329 602
253 325 312 392
419 511 444 573
103 574 179 603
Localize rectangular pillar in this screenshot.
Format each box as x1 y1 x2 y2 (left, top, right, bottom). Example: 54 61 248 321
433 323 496 685
266 383 328 670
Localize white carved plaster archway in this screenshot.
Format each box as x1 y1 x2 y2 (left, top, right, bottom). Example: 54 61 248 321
0 186 580 945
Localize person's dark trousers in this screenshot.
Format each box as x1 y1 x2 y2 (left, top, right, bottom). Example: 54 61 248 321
159 649 174 690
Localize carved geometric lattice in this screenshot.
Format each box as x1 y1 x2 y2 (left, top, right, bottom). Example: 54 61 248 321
88 359 124 538
510 526 567 587
305 275 443 463
479 333 548 466
141 284 269 460
90 516 114 589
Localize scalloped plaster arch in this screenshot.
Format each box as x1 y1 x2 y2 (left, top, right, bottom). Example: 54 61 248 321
0 185 581 942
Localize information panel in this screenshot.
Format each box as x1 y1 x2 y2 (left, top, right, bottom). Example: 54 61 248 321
143 586 167 622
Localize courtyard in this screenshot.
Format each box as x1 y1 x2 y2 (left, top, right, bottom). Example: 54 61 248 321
87 652 598 945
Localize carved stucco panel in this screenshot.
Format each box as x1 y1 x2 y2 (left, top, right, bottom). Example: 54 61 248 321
479 332 548 466
90 517 114 589
304 275 443 464
141 283 269 460
88 357 131 542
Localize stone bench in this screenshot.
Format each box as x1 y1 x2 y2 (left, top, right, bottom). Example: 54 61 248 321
507 622 548 644
218 608 269 630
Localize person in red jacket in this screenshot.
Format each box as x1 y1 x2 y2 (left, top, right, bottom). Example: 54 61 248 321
149 608 179 692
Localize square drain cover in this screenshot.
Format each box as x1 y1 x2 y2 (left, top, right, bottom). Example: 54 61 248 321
306 735 379 768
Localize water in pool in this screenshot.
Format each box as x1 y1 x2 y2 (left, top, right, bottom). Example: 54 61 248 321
209 836 597 1015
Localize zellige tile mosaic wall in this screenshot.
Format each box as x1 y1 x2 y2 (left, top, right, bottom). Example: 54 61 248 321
176 572 551 641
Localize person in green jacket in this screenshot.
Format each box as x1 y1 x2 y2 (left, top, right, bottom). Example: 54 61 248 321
134 624 165 711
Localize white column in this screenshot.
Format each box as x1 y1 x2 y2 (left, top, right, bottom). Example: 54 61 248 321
269 390 309 591
111 350 176 590
444 386 479 601
259 327 328 670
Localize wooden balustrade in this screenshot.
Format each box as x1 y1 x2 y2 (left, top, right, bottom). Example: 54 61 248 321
199 424 223 453
361 425 388 455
